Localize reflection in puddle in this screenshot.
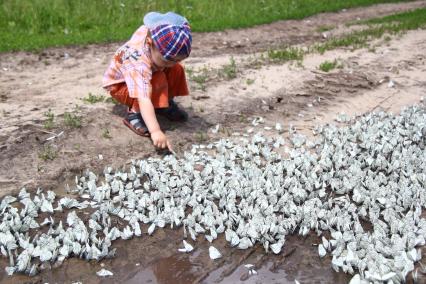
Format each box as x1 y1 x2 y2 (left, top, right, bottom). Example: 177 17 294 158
0 232 355 284
127 250 202 284
215 263 294 284
203 234 353 284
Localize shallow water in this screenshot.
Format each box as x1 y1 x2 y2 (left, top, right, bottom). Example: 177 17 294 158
0 229 354 284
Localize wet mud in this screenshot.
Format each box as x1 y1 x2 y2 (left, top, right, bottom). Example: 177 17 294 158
0 228 352 284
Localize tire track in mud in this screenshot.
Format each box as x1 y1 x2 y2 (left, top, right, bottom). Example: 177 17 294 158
304 71 377 97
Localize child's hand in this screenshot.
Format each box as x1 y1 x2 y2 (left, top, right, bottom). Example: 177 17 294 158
151 130 172 151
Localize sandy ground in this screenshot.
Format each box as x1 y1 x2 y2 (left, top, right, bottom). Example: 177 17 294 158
0 1 426 283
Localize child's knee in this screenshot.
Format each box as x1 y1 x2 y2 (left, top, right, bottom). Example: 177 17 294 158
108 83 135 107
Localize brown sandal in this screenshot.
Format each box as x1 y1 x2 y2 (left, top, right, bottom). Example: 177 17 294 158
123 112 150 137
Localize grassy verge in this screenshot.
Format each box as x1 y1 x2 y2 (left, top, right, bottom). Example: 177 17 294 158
363 6 426 25
0 0 409 52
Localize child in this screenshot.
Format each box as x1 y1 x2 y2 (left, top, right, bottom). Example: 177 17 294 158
102 12 192 151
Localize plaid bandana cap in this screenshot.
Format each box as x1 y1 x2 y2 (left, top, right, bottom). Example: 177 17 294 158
144 12 192 61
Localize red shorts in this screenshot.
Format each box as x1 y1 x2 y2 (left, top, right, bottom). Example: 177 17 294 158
107 63 189 112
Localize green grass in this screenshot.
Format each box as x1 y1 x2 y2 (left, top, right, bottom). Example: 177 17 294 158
102 128 112 139
268 47 304 62
219 57 237 80
63 111 82 128
363 6 426 25
194 131 208 143
0 0 408 52
189 66 210 91
81 93 105 104
38 145 57 161
105 97 119 105
43 109 55 129
319 59 339 72
246 78 255 85
312 7 426 53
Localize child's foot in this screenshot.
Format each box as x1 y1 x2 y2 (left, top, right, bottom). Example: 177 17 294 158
156 100 188 122
123 112 150 137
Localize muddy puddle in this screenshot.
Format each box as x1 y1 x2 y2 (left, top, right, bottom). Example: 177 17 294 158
0 226 352 284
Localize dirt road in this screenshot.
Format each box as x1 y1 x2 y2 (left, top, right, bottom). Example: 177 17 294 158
0 1 425 283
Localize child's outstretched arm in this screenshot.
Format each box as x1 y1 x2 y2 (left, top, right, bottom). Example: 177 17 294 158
138 97 173 151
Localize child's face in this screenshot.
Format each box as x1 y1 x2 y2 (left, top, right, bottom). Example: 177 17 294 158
151 44 186 70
